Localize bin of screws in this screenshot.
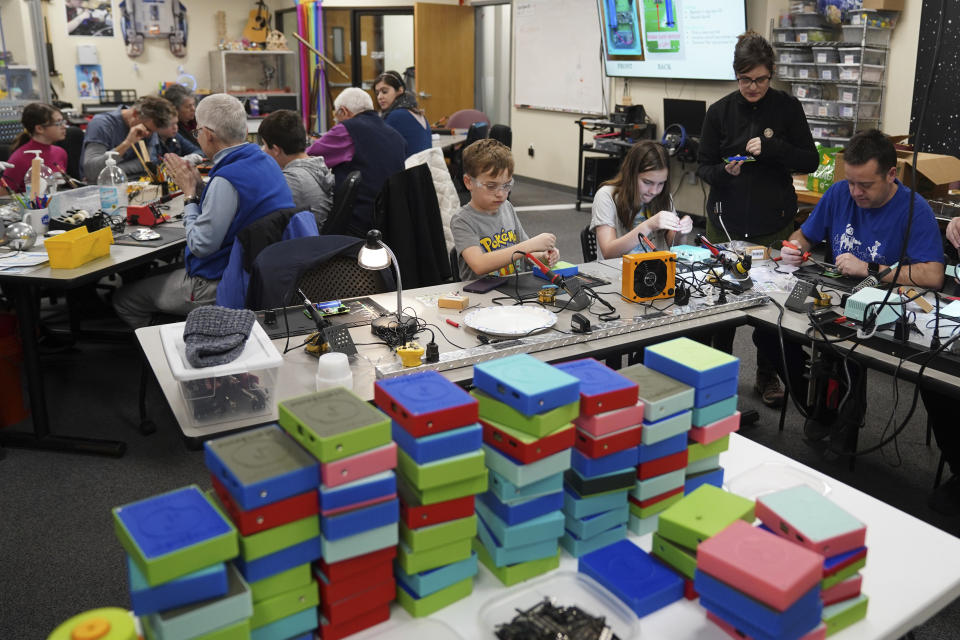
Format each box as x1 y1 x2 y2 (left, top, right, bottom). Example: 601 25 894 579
479 571 640 639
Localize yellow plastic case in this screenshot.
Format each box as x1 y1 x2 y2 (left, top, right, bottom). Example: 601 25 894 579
45 226 113 269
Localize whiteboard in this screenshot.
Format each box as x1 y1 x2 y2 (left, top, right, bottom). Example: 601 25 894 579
513 0 607 116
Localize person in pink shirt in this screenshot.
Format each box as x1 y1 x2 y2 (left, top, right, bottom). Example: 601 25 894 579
4 103 68 193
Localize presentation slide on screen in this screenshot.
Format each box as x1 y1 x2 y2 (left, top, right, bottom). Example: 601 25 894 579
597 0 746 80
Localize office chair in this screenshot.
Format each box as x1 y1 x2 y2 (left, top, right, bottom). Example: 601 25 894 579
322 171 362 237
580 225 598 262
446 109 490 129
55 126 85 182
298 254 389 302
449 247 460 282
489 124 512 148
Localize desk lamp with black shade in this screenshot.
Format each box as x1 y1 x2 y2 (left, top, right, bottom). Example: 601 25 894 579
358 229 418 343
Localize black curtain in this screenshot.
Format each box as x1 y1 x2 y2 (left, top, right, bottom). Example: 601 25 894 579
910 1 960 155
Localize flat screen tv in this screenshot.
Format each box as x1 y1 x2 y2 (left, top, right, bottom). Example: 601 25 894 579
597 0 748 80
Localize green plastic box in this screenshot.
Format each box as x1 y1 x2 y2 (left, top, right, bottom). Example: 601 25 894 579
278 388 391 463
472 389 579 438
657 484 754 550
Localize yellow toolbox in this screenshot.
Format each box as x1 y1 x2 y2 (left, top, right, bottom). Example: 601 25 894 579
45 226 113 269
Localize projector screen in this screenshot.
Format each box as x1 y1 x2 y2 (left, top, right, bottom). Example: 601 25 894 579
597 0 747 80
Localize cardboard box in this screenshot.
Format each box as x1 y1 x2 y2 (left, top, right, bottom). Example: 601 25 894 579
833 134 960 198
862 0 903 10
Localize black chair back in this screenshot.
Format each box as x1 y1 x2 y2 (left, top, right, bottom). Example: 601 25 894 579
489 124 512 148
580 225 598 262
449 247 460 282
298 254 389 302
451 123 490 197
322 171 362 236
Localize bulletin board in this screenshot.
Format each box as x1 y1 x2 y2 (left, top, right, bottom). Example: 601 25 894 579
513 0 607 116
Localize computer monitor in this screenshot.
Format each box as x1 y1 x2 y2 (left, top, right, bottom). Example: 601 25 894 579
663 98 706 137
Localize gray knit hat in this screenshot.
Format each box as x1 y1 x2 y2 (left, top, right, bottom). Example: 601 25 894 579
183 306 257 368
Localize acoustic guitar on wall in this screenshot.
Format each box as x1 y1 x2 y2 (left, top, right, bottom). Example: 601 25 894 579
243 0 270 44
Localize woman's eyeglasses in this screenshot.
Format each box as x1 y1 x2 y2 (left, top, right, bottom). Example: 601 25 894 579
44 120 67 128
737 75 771 89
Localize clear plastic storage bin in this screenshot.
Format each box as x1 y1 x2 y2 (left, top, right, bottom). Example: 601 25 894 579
842 25 893 46
792 83 823 100
838 63 884 83
792 12 825 28
478 571 641 639
778 49 813 64
837 84 883 103
848 9 898 29
796 27 836 43
48 185 102 219
838 102 881 120
818 64 840 81
837 47 886 65
781 63 817 80
161 321 283 427
814 101 839 118
773 28 795 43
810 120 853 139
799 99 818 117
812 46 838 63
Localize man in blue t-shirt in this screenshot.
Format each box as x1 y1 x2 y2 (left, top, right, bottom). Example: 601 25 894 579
780 129 944 289
758 130 947 443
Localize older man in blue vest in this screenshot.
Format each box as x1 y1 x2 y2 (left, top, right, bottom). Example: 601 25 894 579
307 87 406 233
113 93 294 328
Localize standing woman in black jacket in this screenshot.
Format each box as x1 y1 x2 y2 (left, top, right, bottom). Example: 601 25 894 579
696 31 819 406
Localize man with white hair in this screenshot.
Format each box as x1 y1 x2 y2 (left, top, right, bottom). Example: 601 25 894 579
307 86 406 233
113 93 294 328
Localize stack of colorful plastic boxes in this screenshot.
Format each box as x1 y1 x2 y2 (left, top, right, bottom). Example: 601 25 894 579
697 520 827 639
653 484 755 599
112 485 250 640
619 363 695 537
471 353 578 584
644 337 740 495
204 424 322 640
278 388 397 640
755 486 869 636
374 370 483 617
555 358 640 557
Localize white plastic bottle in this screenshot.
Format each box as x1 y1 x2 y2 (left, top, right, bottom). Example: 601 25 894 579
98 150 128 214
24 150 55 201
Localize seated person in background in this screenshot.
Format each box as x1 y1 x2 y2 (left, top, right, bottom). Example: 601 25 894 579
756 129 944 441
81 95 176 180
374 70 431 158
163 84 199 148
4 103 68 193
451 138 558 281
259 109 334 229
307 87 406 233
779 128 944 289
149 118 203 165
590 140 693 258
113 94 294 328
922 215 960 515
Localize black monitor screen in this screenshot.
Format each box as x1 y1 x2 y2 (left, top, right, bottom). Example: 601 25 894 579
663 98 706 137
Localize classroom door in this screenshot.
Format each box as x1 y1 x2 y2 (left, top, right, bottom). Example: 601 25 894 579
414 3 474 125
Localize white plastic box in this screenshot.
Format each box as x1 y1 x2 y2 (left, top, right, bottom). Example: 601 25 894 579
838 102 881 120
792 83 824 100
792 12 825 28
48 185 101 219
799 99 818 117
778 49 813 64
838 63 884 83
795 27 836 43
818 64 840 81
781 63 818 80
812 46 838 63
161 321 283 427
773 28 795 43
837 84 883 103
837 47 886 65
842 25 893 46
814 100 839 118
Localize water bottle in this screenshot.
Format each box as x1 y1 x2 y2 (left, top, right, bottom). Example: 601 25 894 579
98 150 127 214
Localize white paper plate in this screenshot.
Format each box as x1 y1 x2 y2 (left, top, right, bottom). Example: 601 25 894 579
463 305 557 337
